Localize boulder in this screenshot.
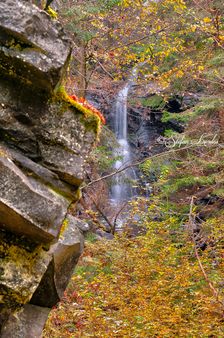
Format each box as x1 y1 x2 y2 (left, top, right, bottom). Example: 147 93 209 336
37 102 96 185
70 215 90 233
96 229 114 240
8 148 78 200
0 80 97 186
0 228 52 311
1 304 51 338
0 154 69 243
0 0 71 92
30 215 84 307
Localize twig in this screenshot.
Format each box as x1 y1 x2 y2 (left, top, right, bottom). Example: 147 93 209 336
104 26 171 53
86 192 114 232
188 197 224 310
96 60 114 80
81 144 209 190
112 201 129 234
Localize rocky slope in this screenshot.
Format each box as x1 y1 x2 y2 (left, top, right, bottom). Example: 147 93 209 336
0 1 99 336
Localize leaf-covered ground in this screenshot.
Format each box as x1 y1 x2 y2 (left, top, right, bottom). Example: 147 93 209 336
43 207 224 337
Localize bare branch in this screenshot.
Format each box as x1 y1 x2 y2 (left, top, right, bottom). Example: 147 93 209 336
81 144 210 190
96 60 114 80
188 197 224 310
112 201 129 234
86 192 114 232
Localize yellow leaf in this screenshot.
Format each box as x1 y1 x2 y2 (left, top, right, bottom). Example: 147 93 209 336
203 17 212 23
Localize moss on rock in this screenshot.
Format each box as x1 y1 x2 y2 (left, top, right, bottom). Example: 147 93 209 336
54 86 102 136
0 229 52 307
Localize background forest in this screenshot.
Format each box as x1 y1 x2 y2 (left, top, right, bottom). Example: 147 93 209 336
44 0 224 336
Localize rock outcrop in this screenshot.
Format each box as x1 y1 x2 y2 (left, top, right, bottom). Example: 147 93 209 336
0 1 98 336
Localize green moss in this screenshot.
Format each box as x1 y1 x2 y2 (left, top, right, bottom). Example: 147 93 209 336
74 265 99 282
44 184 73 201
141 95 165 110
0 228 51 307
212 188 224 198
161 110 194 124
161 174 216 194
0 237 46 305
205 162 219 170
0 63 31 86
161 97 224 125
194 97 224 116
163 129 179 137
54 86 101 136
85 232 98 243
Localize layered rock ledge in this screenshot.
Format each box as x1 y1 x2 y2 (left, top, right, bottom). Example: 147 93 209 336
0 1 98 336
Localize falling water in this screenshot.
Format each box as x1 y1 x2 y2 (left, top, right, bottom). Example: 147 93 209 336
111 69 138 205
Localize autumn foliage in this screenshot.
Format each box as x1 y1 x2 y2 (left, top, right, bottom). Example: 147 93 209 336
43 0 224 337
69 94 106 125
43 196 224 337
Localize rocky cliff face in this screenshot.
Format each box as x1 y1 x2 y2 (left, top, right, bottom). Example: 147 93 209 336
0 1 99 336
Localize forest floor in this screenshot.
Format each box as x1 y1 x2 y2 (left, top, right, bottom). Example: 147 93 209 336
43 94 224 337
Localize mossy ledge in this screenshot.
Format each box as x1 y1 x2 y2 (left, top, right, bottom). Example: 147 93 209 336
54 86 102 137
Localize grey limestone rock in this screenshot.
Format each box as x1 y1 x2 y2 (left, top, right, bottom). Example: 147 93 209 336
67 214 90 233
0 79 96 186
0 154 69 243
8 148 78 200
0 0 71 92
96 229 114 240
0 0 98 335
30 215 84 307
1 304 51 338
0 228 52 308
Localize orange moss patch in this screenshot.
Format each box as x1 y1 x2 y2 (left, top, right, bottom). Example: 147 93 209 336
69 94 106 125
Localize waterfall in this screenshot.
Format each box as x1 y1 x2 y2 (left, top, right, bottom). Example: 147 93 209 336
115 85 129 140
111 69 138 205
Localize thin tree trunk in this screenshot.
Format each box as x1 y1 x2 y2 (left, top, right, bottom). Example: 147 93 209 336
78 42 87 98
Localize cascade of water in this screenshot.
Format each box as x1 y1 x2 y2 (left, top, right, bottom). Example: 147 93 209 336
111 69 138 204
115 85 129 140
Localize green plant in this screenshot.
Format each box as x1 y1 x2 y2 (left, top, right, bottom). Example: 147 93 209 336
164 129 179 137
141 95 166 110
194 98 224 116
85 232 98 243
161 174 215 194
212 188 224 198
92 145 121 172
46 6 58 19
54 86 102 135
207 51 224 67
161 110 193 124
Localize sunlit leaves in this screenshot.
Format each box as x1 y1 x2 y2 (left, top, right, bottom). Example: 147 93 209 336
44 201 224 337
